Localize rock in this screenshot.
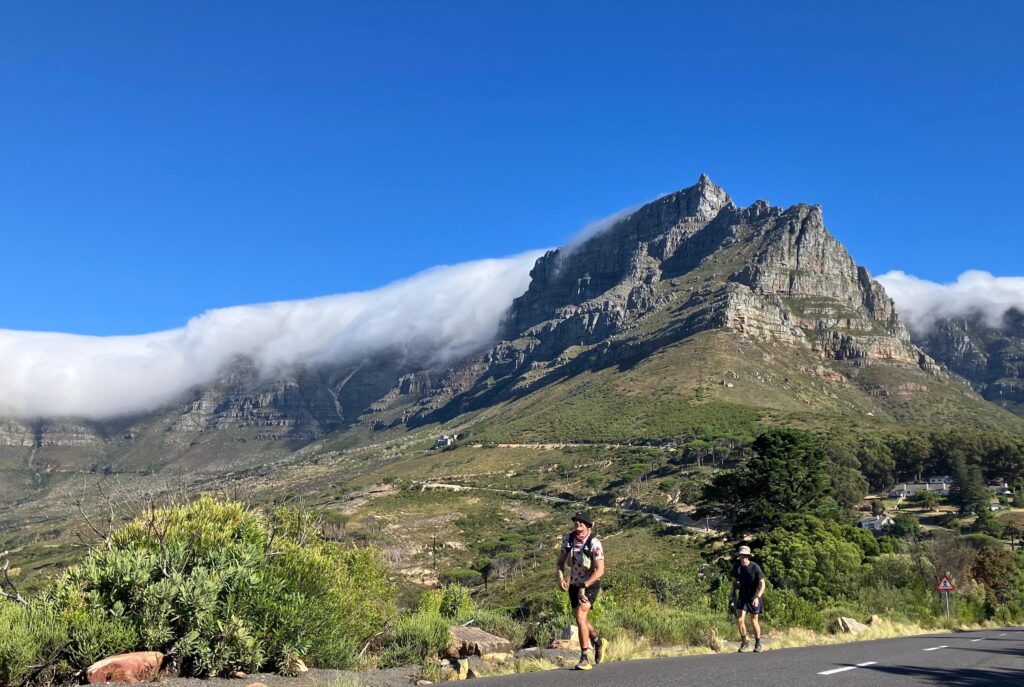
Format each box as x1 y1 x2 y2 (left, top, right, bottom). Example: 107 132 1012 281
292 659 309 674
415 681 434 685
830 616 869 635
467 667 482 679
480 652 512 663
867 615 882 625
233 671 247 678
549 639 577 650
447 626 512 658
560 625 579 642
86 652 164 684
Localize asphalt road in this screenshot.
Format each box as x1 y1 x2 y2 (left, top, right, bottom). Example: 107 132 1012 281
480 627 1024 687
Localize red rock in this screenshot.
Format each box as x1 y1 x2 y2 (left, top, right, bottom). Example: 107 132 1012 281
86 652 164 684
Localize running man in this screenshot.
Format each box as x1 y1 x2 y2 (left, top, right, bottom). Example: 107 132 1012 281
556 510 608 670
731 545 766 653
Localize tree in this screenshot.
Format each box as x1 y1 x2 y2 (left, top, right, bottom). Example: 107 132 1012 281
887 514 921 539
1004 522 1022 552
971 547 1024 607
915 490 940 511
758 516 866 602
857 436 896 491
950 456 990 515
702 428 833 533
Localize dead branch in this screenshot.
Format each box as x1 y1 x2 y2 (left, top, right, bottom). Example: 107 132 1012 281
1 552 28 605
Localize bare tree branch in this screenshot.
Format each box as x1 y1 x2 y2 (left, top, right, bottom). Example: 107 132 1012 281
1 551 29 605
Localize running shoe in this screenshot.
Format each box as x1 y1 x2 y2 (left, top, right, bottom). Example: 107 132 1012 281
738 639 750 652
594 637 609 664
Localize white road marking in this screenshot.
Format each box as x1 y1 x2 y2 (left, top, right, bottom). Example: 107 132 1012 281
923 645 948 651
818 662 877 676
971 638 985 642
999 633 1007 636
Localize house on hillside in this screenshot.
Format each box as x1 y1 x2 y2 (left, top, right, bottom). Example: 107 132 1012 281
928 475 952 484
432 434 458 450
889 482 951 499
989 481 1013 496
859 515 895 532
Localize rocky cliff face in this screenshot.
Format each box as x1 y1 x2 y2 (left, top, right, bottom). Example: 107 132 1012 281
391 175 938 424
917 309 1024 408
0 175 996 471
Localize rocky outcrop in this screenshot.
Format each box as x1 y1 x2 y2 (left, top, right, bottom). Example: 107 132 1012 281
917 309 1024 408
398 175 937 425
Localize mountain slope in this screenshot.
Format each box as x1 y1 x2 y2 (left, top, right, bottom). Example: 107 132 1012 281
3 175 1022 511
348 176 1016 440
916 309 1024 416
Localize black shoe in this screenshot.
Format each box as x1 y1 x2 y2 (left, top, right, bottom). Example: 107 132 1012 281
594 637 608 664
753 639 763 653
738 639 750 653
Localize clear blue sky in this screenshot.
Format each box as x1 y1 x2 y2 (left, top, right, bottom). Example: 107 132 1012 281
1 1 1021 335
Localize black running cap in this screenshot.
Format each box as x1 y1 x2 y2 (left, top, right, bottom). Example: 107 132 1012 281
572 511 594 527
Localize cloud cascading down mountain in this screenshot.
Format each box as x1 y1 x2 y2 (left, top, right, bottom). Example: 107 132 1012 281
0 252 543 420
878 270 1024 333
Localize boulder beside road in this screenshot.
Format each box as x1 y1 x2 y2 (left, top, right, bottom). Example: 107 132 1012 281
86 652 164 684
447 626 512 658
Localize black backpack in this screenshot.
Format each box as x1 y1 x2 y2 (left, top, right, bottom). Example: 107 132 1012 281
564 532 597 569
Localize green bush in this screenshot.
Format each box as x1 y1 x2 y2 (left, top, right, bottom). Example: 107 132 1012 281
0 603 66 687
49 496 395 677
438 568 483 588
379 611 450 668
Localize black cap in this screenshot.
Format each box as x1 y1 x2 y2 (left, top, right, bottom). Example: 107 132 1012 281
572 511 593 527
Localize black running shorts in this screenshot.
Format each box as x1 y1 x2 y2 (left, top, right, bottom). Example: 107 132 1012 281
569 583 601 609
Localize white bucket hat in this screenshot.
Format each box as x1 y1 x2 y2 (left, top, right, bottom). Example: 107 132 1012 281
736 545 753 557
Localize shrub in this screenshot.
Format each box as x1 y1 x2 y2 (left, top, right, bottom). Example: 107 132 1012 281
379 611 450 668
439 568 483 588
0 603 66 687
49 496 394 677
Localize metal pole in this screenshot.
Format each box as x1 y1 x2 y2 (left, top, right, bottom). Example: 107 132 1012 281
944 591 950 619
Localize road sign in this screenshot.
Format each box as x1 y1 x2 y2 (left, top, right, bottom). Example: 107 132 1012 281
936 575 957 592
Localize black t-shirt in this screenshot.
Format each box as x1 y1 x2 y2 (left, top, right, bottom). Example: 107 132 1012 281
731 560 765 601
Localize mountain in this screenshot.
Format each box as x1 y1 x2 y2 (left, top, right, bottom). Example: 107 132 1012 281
355 175 1015 439
915 309 1024 416
2 176 1022 509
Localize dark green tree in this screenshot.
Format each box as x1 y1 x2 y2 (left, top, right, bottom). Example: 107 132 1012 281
702 428 833 533
857 436 896 491
887 513 921 539
950 455 989 515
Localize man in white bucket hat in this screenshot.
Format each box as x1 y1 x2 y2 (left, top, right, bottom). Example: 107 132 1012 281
730 545 766 652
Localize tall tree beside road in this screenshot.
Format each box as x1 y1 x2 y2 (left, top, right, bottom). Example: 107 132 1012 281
702 428 834 533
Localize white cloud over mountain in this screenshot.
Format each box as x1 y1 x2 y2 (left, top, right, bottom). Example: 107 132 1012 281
0 252 543 419
878 270 1024 333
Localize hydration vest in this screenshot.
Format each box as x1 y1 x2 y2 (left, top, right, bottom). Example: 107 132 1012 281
564 532 597 570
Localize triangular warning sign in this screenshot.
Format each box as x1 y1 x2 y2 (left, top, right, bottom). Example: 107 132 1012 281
936 575 957 591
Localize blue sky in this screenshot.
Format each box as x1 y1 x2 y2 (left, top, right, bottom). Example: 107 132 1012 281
1 1 1021 335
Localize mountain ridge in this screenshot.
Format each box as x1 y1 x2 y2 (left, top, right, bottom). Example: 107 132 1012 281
2 175 1022 508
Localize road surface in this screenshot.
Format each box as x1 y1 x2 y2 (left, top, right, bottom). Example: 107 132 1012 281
481 627 1023 687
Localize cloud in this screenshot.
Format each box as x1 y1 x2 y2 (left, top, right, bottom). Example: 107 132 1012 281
0 251 543 420
878 270 1024 333
564 204 643 249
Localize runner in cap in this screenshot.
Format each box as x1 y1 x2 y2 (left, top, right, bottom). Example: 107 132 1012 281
556 510 608 669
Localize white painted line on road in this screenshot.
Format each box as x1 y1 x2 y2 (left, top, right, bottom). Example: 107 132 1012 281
818 662 877 676
923 645 948 651
999 633 1007 636
971 638 985 642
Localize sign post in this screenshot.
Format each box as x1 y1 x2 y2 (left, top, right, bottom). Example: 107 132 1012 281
936 574 957 618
